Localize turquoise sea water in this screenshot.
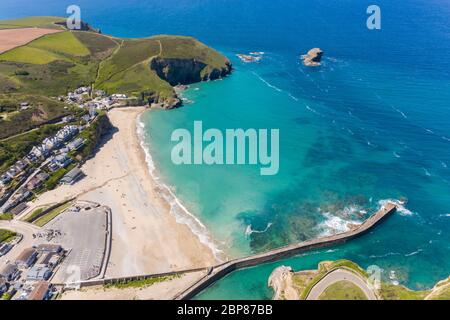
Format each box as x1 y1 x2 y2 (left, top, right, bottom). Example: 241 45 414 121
2 0 449 299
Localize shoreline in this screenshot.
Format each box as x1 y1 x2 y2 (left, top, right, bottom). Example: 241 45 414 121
135 111 225 260
24 107 219 277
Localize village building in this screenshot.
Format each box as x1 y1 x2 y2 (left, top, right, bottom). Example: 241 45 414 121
26 172 49 190
0 278 8 295
36 244 63 254
0 243 13 257
0 263 19 281
60 167 84 185
27 266 52 281
67 138 85 151
15 248 38 269
0 174 11 186
27 281 50 300
9 202 28 216
52 153 72 168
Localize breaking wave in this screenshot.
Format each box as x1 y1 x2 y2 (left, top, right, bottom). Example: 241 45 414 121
245 222 273 237
378 199 414 216
136 115 224 260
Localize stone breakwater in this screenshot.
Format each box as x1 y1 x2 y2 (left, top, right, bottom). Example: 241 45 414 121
174 202 397 300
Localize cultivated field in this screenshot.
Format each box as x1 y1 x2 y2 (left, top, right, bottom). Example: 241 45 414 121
0 27 62 54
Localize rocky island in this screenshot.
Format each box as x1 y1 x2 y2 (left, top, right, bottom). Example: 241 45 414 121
302 48 323 66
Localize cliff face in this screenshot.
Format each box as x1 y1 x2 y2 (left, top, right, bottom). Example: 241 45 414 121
150 57 232 86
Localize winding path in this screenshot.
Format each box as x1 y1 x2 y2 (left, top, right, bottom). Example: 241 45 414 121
306 269 376 300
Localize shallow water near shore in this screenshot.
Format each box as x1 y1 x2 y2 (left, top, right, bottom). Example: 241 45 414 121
3 0 450 298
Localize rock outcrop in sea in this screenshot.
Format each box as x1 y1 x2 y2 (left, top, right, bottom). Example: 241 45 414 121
268 266 299 300
302 48 323 66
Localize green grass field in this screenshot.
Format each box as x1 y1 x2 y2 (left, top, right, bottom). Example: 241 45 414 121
0 16 64 30
0 46 65 64
33 202 72 227
104 274 181 289
319 280 368 300
0 229 16 243
29 31 90 57
379 283 430 300
95 38 160 86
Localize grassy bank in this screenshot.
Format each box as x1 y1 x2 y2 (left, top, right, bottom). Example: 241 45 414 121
0 228 16 243
104 274 181 289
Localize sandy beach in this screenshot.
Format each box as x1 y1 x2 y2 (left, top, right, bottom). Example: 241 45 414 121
25 107 217 277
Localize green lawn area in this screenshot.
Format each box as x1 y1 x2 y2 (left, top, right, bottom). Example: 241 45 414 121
29 31 90 57
32 202 72 227
104 274 181 289
0 213 14 221
0 46 65 65
379 283 430 300
0 228 16 243
319 280 368 300
23 207 47 223
298 260 368 299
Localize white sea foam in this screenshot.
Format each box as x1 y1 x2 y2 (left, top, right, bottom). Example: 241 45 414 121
252 72 283 92
316 210 362 237
404 249 423 257
393 151 401 158
423 168 431 176
441 161 448 169
136 115 224 260
305 105 323 116
288 93 299 101
369 252 401 259
245 223 273 237
442 136 450 142
378 199 414 216
391 106 408 119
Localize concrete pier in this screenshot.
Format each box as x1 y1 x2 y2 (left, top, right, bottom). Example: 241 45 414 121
174 202 397 300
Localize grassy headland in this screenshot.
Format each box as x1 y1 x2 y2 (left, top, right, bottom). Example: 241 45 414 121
0 17 231 109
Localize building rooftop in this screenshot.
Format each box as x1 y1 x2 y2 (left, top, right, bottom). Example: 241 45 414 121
15 248 37 264
28 281 49 300
36 244 62 253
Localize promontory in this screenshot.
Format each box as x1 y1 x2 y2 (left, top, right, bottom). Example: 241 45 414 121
0 16 232 109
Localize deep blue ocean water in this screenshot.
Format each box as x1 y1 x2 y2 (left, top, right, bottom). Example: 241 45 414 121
2 0 449 299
